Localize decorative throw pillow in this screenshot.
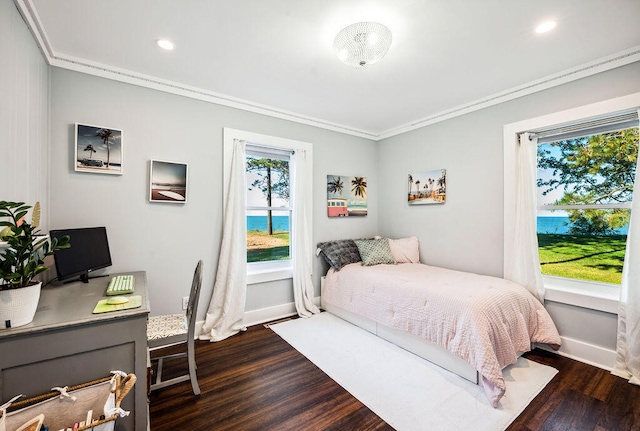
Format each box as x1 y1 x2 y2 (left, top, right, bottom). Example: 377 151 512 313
388 236 420 263
317 239 362 271
354 238 396 266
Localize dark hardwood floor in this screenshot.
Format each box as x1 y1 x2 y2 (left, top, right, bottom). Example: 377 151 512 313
149 320 640 431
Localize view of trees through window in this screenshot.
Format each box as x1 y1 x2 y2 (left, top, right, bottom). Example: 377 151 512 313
536 127 639 284
246 155 291 263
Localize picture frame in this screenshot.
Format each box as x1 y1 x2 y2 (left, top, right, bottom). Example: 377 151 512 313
149 160 188 203
408 169 446 205
327 175 367 217
75 123 123 175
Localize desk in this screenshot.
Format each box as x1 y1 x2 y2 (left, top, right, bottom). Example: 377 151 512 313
0 271 150 431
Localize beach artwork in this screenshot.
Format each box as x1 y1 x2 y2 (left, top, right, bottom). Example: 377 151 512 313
327 175 367 217
149 160 188 203
408 169 446 205
75 123 123 174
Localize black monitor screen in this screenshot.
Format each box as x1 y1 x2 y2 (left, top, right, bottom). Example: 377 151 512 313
50 226 112 283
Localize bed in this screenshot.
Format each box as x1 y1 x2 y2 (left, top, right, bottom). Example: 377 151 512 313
317 237 561 407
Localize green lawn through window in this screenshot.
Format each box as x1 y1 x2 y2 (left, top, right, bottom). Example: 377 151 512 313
538 234 627 284
247 230 290 263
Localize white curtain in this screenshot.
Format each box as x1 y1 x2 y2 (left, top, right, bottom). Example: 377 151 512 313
612 112 640 385
200 139 247 342
291 149 320 317
504 132 545 302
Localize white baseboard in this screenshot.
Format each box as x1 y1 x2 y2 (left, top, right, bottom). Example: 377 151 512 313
244 302 298 327
195 296 321 338
537 335 617 371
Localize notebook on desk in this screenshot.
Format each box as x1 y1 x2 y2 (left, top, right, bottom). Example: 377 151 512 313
92 295 142 314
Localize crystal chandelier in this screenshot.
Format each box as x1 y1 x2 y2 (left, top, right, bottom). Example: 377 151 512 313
333 22 392 68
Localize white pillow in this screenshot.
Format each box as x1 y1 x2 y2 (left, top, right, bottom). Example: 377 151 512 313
374 236 420 263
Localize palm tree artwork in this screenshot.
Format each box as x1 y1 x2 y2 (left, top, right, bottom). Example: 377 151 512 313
438 170 446 192
407 169 447 205
83 144 96 159
75 124 122 174
96 128 114 168
327 176 344 196
351 177 367 198
327 175 367 217
408 174 414 199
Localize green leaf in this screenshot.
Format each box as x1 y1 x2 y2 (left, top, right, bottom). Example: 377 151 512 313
14 210 29 222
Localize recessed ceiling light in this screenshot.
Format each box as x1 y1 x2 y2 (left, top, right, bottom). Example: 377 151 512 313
156 39 175 50
535 20 556 34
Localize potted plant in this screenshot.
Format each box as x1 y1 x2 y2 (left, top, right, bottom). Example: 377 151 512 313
0 201 70 328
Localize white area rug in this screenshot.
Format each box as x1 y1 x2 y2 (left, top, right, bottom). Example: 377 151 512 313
270 312 557 431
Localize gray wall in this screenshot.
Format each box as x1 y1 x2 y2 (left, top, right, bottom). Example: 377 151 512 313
377 61 640 365
0 0 50 227
48 68 378 318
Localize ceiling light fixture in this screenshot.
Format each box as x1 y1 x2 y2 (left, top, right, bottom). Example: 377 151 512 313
156 39 175 50
535 20 556 34
333 22 392 68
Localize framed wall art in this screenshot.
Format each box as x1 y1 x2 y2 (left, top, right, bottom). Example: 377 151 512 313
75 123 123 175
149 160 188 203
408 169 446 205
327 175 367 217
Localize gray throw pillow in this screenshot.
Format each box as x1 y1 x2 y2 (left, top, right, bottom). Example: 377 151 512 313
317 239 362 270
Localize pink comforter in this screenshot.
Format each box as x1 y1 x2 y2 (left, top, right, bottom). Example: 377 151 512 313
322 263 561 407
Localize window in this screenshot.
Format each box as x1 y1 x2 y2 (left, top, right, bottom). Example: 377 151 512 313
223 128 313 285
536 122 638 285
245 146 292 264
503 93 640 312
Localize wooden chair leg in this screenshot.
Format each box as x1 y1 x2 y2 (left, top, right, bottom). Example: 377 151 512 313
156 357 164 385
187 339 200 395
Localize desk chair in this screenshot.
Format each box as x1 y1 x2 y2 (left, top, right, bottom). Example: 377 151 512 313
147 260 203 395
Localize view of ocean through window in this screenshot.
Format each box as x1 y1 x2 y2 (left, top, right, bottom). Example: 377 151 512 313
247 215 290 232
537 216 629 235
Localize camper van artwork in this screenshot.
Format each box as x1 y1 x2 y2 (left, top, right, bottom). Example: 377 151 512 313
327 175 367 217
408 169 446 205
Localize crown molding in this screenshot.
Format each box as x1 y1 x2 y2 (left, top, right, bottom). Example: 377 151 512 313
16 0 640 142
49 52 380 140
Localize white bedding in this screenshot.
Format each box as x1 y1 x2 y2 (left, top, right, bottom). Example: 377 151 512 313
322 262 561 407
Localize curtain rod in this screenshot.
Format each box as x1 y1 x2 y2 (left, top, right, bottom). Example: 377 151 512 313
527 111 638 140
244 141 295 155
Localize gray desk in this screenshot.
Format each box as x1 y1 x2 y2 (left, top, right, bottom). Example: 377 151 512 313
0 271 150 431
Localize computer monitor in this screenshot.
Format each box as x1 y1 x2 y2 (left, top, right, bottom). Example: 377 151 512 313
50 226 112 283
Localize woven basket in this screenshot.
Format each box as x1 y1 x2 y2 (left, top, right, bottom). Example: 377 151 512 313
0 372 136 431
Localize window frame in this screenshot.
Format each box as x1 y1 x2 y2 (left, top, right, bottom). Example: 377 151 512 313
223 128 312 285
245 147 292 274
503 92 640 313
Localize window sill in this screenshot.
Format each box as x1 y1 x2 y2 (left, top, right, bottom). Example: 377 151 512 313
543 275 619 314
247 266 293 285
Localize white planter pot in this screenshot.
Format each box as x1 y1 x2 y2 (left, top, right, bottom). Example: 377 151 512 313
0 282 42 329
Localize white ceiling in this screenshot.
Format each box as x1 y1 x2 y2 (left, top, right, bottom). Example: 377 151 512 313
20 0 640 139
